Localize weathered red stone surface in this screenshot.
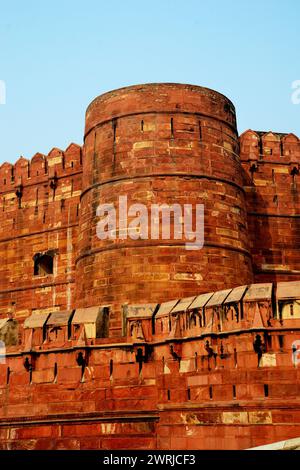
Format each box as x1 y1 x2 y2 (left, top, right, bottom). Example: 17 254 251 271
240 130 300 283
0 83 299 450
78 84 252 335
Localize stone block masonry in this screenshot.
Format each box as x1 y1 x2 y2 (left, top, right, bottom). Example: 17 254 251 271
0 83 299 449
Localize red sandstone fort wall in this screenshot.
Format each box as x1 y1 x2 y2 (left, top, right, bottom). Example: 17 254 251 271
0 144 82 320
0 84 299 450
0 85 300 329
0 283 300 450
240 130 300 282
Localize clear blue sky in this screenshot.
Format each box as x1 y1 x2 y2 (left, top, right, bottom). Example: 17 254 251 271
0 0 299 163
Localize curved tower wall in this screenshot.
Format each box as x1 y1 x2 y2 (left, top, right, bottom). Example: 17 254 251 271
76 84 253 334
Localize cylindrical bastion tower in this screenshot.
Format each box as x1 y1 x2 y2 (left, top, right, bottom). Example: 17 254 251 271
76 83 253 335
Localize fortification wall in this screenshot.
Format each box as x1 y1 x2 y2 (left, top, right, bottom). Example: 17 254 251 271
0 84 299 337
0 144 82 320
0 281 299 450
240 131 300 282
0 84 300 450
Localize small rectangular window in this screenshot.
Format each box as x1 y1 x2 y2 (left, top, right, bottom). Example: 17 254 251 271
33 251 54 276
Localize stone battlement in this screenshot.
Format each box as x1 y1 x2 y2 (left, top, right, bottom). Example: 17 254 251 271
0 143 82 190
0 83 300 450
0 280 300 450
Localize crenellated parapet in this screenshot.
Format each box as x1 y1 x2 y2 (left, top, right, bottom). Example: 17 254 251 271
125 281 300 344
0 143 82 191
0 280 299 450
239 130 300 188
1 280 299 359
0 142 83 230
240 130 300 164
0 143 83 322
239 130 300 283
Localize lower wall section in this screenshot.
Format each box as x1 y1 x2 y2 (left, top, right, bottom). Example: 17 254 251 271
1 325 300 450
157 406 300 450
0 415 158 450
0 405 300 450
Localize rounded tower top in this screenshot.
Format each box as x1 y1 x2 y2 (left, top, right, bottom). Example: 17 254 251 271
85 82 237 137
77 81 252 333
